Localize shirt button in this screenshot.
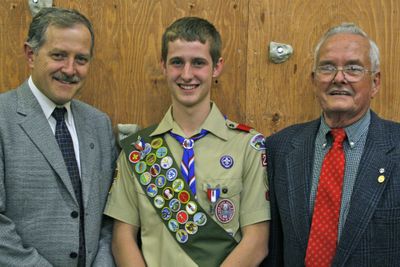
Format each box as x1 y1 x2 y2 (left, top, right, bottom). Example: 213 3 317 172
222 187 228 194
70 211 79 218
70 252 78 258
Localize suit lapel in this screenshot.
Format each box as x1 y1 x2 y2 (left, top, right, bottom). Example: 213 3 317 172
16 83 78 203
286 120 320 250
334 112 395 265
72 101 96 207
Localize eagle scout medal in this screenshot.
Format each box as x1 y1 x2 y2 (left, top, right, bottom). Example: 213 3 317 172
155 175 166 188
154 195 165 209
132 136 145 151
168 219 179 232
250 134 266 151
139 172 152 186
146 184 158 197
169 198 181 212
129 151 141 163
207 186 221 215
161 207 172 220
185 221 198 235
215 199 235 224
193 212 207 226
220 155 234 169
185 201 198 215
176 229 189 243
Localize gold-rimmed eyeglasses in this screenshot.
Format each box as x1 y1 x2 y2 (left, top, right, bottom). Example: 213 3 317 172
314 64 372 83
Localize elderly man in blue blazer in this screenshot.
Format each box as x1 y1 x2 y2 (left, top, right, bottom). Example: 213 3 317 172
263 23 400 267
0 8 117 266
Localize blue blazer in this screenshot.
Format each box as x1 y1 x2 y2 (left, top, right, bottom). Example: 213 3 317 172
262 111 400 267
0 81 118 266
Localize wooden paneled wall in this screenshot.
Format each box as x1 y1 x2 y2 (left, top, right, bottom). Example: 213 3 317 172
1 0 399 136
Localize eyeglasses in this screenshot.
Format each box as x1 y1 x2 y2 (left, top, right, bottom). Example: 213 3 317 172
314 64 372 82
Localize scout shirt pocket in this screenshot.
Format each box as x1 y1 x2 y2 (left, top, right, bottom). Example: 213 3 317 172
202 179 243 239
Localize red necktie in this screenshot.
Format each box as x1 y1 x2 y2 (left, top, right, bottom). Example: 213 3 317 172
305 128 346 267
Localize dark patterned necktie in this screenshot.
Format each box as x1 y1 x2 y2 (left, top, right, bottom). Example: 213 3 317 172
305 128 346 267
52 107 86 266
169 129 208 195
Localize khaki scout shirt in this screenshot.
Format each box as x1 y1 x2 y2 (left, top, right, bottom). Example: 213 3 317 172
104 103 270 267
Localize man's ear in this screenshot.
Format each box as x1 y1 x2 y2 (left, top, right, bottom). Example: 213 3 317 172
371 71 381 98
161 59 167 75
24 42 35 68
212 57 224 78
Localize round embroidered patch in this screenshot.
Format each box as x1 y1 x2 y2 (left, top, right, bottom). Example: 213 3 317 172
172 178 184 192
135 161 147 174
166 168 178 181
168 219 179 232
139 172 152 186
150 164 161 177
176 229 189 243
220 155 234 169
153 195 165 209
193 212 207 226
215 199 235 224
176 210 189 224
162 187 174 200
155 175 166 188
151 138 163 149
185 201 197 215
161 207 172 220
128 151 141 163
185 221 198 235
156 147 168 158
160 156 173 169
146 184 158 198
169 198 181 212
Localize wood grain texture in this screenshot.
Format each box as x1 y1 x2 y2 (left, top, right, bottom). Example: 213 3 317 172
1 0 399 136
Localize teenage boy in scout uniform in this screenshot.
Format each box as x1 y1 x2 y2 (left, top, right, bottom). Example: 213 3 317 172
104 17 270 267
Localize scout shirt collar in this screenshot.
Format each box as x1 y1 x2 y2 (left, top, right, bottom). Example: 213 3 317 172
150 101 229 141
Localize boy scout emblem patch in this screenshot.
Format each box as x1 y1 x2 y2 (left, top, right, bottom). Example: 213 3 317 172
166 168 178 181
185 221 198 235
176 229 189 243
168 219 179 232
193 212 207 226
129 151 141 163
220 155 234 169
250 134 266 151
215 199 235 224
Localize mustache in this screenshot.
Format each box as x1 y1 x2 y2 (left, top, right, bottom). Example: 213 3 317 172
53 73 81 83
327 85 354 96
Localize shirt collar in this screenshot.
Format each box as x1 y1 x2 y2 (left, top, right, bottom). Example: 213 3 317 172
28 76 73 124
318 110 371 148
151 101 228 140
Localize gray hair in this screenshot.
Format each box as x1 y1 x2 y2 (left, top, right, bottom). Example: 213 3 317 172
313 23 380 72
26 7 95 56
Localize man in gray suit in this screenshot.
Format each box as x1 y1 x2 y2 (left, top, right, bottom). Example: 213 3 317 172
0 7 117 266
263 23 400 266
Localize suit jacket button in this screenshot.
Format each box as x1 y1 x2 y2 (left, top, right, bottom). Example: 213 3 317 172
71 211 79 218
70 252 78 258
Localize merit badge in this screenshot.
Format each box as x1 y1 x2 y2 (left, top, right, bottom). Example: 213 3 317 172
162 187 174 200
151 138 163 149
250 134 266 151
207 186 221 215
155 175 166 188
185 221 198 235
169 198 181 212
146 184 158 198
178 190 190 204
161 207 172 220
150 164 161 177
176 229 189 243
160 156 173 169
168 219 179 232
145 153 157 166
193 212 207 226
220 155 234 169
154 195 165 209
172 178 184 192
185 201 197 215
166 168 178 181
215 199 235 224
139 172 152 186
156 147 168 158
128 151 141 163
135 161 147 174
177 210 189 224
141 143 152 157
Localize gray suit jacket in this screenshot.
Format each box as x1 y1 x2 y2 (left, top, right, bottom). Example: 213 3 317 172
0 81 118 266
262 111 400 267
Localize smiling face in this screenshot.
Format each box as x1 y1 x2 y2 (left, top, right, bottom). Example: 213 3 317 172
162 39 223 113
313 33 380 127
25 23 92 105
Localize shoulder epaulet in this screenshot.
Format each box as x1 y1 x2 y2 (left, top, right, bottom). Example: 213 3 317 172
226 119 259 134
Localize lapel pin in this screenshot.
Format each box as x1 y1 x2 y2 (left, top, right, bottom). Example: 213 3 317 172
378 175 385 183
379 168 385 174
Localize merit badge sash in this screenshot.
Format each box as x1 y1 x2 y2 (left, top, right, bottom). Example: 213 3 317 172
121 125 238 266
